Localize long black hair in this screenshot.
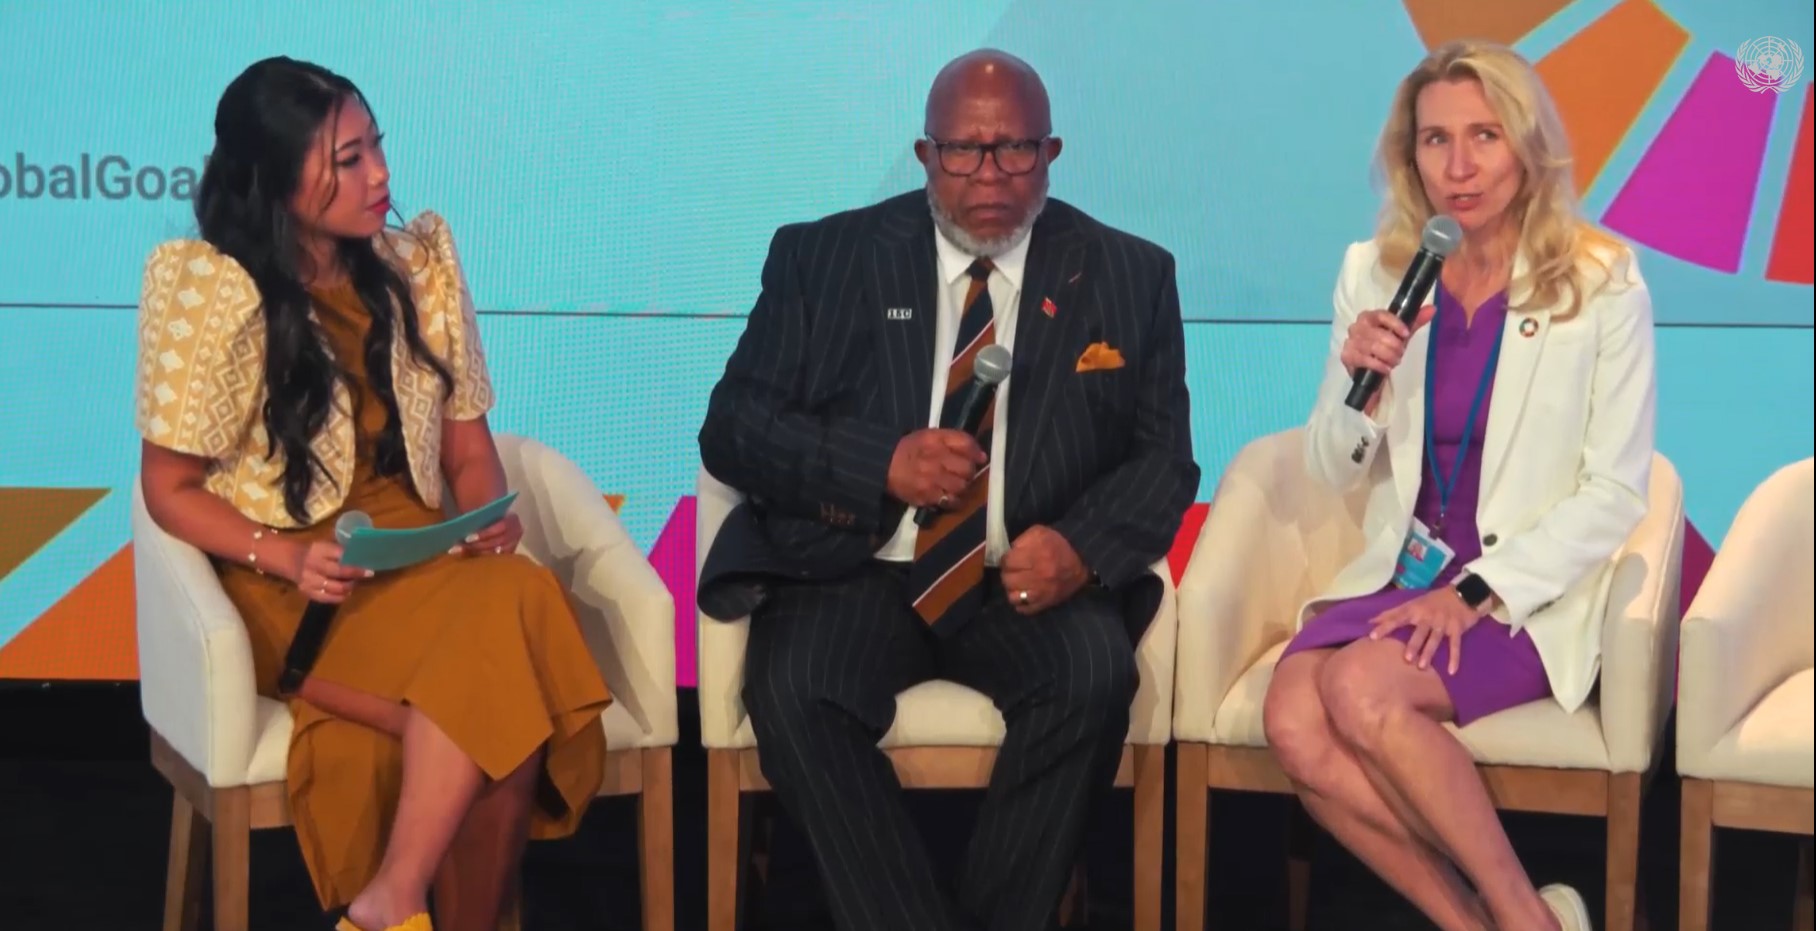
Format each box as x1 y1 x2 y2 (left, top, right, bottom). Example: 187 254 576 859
194 57 452 525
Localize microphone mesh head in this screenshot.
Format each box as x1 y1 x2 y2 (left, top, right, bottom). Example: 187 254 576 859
974 344 1013 384
1422 215 1464 257
334 510 373 543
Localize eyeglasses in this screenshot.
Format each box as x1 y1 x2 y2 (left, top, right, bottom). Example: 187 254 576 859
924 136 1050 176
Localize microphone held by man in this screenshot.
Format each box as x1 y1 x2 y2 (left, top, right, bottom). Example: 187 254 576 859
913 343 1012 526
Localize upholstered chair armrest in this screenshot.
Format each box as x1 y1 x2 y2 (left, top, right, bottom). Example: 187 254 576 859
131 477 260 787
1175 470 1308 743
497 435 678 747
694 467 751 749
1678 459 1815 776
1128 560 1178 745
1599 454 1685 773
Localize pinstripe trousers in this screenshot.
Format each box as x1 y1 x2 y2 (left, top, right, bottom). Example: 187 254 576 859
742 562 1136 931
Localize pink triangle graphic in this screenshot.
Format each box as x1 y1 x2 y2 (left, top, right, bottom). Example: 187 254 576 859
647 495 699 688
1602 52 1777 273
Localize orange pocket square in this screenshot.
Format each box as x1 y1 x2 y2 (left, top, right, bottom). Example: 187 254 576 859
1075 341 1125 373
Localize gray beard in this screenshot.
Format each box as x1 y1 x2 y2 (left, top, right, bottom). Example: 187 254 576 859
926 184 1046 258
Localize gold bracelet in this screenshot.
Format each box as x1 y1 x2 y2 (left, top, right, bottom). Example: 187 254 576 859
248 528 268 576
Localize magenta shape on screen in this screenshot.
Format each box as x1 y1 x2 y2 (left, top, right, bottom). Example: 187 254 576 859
648 496 698 689
1602 52 1778 274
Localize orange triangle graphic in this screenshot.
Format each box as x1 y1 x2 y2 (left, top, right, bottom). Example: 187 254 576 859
0 488 110 583
1402 0 1571 49
0 544 138 680
604 494 625 513
1536 0 1688 195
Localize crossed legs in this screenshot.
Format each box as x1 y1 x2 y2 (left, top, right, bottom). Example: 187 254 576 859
1262 639 1560 931
301 678 543 931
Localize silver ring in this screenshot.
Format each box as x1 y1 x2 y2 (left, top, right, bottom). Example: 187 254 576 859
1017 589 1030 605
938 493 951 508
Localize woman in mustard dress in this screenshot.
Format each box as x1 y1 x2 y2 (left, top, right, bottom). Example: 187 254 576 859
133 57 611 931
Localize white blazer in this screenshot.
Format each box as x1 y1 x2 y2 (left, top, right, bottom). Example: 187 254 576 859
1301 238 1658 713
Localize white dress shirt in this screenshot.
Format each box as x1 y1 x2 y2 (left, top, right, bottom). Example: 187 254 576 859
875 223 1030 566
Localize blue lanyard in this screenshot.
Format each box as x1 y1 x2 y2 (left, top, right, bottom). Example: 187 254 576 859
1422 293 1506 533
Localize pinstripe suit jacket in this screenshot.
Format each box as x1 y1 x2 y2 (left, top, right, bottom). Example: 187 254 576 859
697 190 1199 635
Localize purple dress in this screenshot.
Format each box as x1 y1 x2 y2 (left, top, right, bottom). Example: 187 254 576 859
1281 285 1551 726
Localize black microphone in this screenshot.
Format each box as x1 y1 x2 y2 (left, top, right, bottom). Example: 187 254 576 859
1344 214 1463 410
914 344 1012 527
277 510 371 695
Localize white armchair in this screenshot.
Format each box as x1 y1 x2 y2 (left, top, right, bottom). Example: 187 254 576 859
1171 428 1683 931
1677 458 1814 931
694 466 1175 931
134 433 677 931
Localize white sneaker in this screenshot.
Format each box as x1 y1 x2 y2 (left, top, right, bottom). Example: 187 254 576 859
1539 883 1593 931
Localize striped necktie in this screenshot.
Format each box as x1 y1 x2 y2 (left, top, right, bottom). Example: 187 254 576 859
908 258 996 633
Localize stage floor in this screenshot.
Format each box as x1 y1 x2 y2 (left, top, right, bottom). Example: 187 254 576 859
1 683 1804 930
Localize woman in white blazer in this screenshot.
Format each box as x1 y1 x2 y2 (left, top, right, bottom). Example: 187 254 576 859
1260 41 1657 931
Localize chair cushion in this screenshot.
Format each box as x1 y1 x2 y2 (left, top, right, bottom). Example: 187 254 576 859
1693 667 1815 789
1205 649 1612 770
246 698 293 786
727 680 1010 750
1211 642 1288 747
603 701 674 751
1448 699 1610 770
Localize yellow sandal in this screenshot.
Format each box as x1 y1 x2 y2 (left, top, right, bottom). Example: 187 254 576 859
333 912 432 931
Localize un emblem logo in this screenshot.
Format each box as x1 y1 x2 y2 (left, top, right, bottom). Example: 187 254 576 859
1735 37 1805 94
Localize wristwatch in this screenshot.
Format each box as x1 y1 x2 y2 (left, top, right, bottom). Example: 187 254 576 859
1453 573 1494 611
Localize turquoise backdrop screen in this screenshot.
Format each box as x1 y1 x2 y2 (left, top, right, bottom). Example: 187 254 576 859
1 0 1810 682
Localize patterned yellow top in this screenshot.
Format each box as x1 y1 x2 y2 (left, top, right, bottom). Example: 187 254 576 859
133 211 494 529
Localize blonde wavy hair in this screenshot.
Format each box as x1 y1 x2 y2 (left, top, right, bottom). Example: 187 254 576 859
1373 40 1628 319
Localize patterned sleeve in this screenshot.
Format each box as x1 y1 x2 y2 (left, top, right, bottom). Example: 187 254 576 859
404 211 495 421
133 240 265 458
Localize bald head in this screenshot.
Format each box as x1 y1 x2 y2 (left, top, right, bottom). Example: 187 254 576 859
923 49 1051 138
914 48 1061 257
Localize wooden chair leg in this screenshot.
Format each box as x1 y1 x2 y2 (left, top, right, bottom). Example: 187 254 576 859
1175 743 1209 931
163 788 208 931
708 749 742 931
1679 778 1716 931
1794 836 1812 931
1287 801 1314 931
1605 771 1643 931
211 786 252 931
1131 743 1165 931
639 747 676 931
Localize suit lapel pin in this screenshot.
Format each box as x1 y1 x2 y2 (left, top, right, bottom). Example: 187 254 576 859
1519 317 1539 338
1041 297 1058 318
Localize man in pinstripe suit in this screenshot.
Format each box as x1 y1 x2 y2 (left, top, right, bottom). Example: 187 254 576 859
698 49 1198 931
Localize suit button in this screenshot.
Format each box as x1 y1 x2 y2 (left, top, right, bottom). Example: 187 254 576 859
1483 533 1499 547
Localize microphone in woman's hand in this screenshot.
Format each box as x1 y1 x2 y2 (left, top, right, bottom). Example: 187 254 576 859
281 510 370 696
1345 215 1463 410
334 510 373 544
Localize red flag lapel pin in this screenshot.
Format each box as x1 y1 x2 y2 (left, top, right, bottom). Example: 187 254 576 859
1041 296 1058 318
